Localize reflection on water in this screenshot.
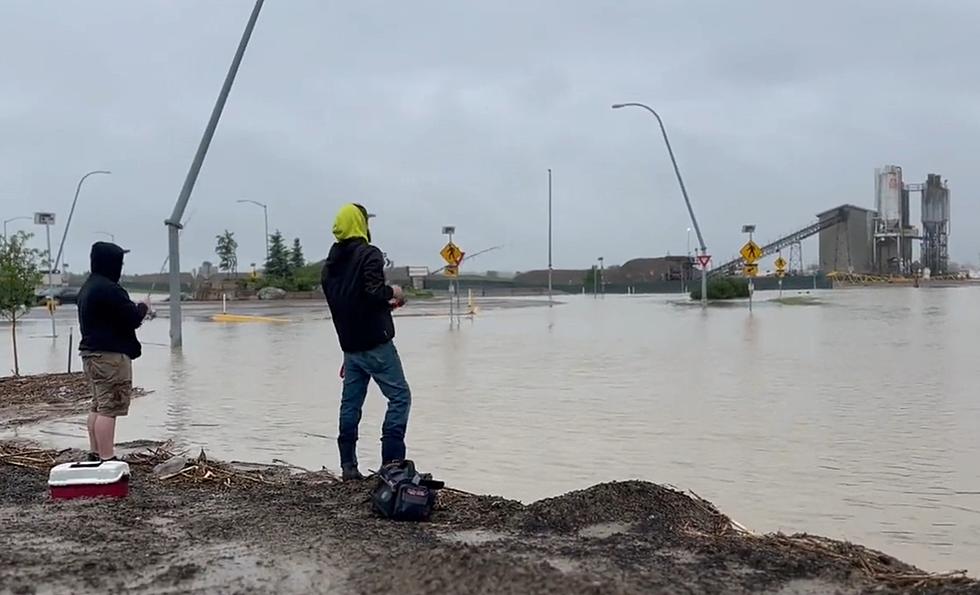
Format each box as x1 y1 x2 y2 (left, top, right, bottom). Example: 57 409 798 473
4 289 980 573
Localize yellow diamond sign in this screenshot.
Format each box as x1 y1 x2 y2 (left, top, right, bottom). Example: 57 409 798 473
440 242 464 266
774 256 787 271
740 240 763 264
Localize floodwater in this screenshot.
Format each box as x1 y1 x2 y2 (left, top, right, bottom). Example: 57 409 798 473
3 289 979 574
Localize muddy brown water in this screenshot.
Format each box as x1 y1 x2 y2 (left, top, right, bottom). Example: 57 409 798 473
3 289 979 574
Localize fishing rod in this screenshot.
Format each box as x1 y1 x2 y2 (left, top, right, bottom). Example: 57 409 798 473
428 244 504 276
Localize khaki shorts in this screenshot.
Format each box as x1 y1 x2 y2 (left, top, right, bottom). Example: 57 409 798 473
82 352 133 417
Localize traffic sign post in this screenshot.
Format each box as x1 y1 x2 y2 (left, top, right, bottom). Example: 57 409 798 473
35 212 57 337
741 225 758 313
775 254 787 297
441 227 464 326
696 254 711 269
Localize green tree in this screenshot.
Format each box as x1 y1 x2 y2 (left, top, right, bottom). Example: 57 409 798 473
215 230 238 277
583 266 600 293
289 238 305 273
264 230 291 281
0 232 43 375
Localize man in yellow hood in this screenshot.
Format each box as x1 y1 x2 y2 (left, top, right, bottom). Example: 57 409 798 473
321 203 410 480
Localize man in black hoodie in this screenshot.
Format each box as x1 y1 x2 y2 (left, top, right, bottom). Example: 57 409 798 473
322 203 409 481
77 242 150 461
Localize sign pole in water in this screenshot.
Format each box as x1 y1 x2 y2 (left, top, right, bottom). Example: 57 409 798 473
774 254 787 298
35 212 57 337
442 226 464 326
741 225 758 313
165 0 265 349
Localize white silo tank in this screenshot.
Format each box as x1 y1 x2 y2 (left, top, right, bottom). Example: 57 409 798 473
875 165 903 230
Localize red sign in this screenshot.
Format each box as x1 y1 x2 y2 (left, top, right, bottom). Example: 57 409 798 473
696 254 712 269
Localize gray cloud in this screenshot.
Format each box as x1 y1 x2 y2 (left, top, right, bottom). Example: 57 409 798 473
2 0 978 273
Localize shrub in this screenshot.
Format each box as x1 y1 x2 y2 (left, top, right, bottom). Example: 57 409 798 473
690 277 750 300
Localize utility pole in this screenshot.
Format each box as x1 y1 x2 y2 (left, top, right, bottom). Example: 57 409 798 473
165 0 265 349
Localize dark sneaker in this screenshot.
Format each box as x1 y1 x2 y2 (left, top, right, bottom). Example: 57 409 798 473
342 465 365 482
84 451 101 462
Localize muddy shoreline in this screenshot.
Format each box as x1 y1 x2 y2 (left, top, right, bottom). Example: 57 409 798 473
1 376 978 594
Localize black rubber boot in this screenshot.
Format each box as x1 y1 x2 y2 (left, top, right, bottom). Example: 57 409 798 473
342 465 364 482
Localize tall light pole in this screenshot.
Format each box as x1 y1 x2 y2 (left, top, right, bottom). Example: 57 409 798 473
95 231 116 243
3 216 31 240
598 256 605 296
547 168 553 305
612 102 708 307
53 170 111 274
236 200 269 262
166 0 265 349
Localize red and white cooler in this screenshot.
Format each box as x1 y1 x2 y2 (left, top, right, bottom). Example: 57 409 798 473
48 460 131 500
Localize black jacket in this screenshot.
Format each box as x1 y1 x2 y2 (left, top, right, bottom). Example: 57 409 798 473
77 242 149 360
321 239 395 353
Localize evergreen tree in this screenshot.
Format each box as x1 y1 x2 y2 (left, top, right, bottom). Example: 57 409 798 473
264 231 291 280
289 238 305 273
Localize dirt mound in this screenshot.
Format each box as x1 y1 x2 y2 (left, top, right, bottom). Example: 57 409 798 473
352 546 607 595
2 445 977 594
515 480 732 536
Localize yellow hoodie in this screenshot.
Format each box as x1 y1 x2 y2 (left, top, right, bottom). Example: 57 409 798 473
332 203 370 242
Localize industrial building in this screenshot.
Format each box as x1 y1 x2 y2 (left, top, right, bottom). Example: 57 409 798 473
920 173 950 276
817 205 876 274
709 165 952 279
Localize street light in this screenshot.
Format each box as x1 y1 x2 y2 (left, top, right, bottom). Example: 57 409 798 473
3 216 32 240
612 102 708 307
53 170 111 274
597 256 605 297
95 231 116 243
547 168 553 305
237 199 269 262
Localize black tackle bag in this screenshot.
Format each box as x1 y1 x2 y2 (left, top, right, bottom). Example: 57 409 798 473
372 460 444 522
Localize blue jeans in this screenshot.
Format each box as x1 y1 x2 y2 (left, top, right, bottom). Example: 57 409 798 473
338 341 412 467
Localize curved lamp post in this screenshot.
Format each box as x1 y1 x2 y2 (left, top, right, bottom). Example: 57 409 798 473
3 216 32 240
53 169 111 273
612 102 708 306
236 199 269 262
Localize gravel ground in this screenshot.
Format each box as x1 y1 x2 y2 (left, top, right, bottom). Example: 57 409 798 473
1 459 977 595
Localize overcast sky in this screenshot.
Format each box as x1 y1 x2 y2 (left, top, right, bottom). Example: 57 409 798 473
2 1 977 273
